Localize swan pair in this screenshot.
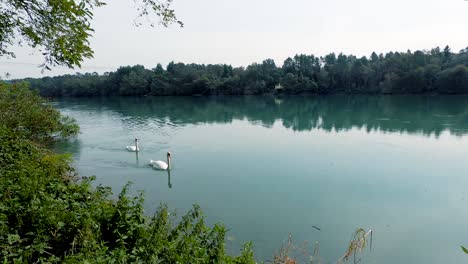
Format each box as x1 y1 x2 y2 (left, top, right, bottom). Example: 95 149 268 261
126 139 172 170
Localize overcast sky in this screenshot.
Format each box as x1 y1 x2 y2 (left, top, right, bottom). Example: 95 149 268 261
1 0 468 79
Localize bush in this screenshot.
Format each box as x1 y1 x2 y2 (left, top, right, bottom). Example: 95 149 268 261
0 82 79 143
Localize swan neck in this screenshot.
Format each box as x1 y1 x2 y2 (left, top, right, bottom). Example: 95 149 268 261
135 140 139 151
167 156 171 170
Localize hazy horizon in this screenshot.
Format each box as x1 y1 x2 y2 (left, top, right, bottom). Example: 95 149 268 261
1 0 467 79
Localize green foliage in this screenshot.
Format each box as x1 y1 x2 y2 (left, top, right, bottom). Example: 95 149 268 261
0 83 256 263
22 45 468 96
0 0 104 68
436 65 468 94
462 246 468 254
0 0 181 68
0 82 79 143
136 0 183 28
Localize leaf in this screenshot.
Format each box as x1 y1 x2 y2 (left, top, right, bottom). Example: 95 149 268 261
461 246 468 254
7 234 20 245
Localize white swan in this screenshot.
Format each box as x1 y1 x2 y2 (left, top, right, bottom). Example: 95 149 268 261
126 138 140 152
149 152 172 170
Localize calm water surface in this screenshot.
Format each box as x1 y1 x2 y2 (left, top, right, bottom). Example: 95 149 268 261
53 96 468 263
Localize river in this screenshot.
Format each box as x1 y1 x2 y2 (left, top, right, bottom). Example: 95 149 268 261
53 95 468 263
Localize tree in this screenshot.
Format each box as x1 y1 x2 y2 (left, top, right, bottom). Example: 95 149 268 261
19 45 468 96
0 0 182 68
436 64 468 94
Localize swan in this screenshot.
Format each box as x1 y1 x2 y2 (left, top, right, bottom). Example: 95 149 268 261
126 138 140 152
149 152 172 170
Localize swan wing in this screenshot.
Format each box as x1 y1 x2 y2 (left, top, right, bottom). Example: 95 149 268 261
126 146 139 152
151 160 168 170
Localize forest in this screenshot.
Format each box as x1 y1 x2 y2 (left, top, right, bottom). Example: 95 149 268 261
22 45 468 97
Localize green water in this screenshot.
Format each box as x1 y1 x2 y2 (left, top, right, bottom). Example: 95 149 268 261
54 95 468 263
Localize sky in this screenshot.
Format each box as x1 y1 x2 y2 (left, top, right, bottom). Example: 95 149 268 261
1 0 468 79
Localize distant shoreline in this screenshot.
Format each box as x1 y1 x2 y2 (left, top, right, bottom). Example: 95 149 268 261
39 92 468 99
17 45 468 97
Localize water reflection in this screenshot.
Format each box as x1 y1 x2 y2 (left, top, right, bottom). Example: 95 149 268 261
167 170 172 189
55 95 468 137
52 137 82 158
149 168 172 189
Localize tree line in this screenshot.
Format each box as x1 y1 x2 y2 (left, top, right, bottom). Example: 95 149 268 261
22 45 468 97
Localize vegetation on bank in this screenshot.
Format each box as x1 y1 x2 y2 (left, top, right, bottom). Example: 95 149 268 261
22 45 468 97
1 0 181 69
0 82 256 263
